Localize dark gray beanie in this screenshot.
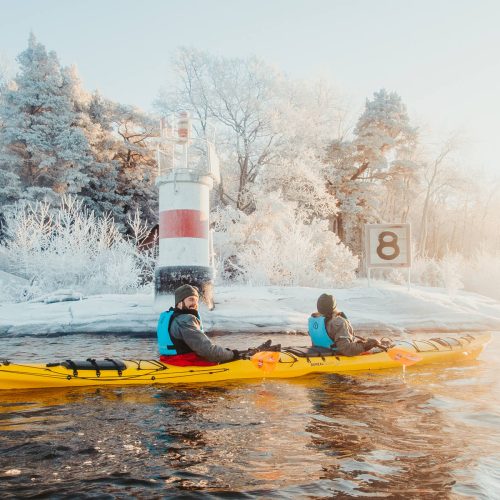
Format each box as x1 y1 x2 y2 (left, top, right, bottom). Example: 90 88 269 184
317 293 337 316
175 284 199 305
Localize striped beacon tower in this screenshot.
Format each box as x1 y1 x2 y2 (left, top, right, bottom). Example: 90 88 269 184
155 112 220 311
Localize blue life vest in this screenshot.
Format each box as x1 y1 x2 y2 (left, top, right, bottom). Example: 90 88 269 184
308 316 337 350
157 308 204 356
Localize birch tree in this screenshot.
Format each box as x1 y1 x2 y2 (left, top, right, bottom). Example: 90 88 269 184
157 47 283 212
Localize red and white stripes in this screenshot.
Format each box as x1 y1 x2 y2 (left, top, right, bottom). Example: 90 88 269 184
157 175 212 268
159 209 208 239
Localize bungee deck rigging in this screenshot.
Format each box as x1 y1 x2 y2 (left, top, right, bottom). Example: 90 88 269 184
0 358 231 385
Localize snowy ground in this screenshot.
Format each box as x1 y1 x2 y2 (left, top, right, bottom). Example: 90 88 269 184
1 279 500 337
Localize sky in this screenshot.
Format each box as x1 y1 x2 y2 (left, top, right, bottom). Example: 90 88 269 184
0 0 499 173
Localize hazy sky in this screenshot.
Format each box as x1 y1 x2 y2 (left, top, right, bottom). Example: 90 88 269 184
0 0 498 172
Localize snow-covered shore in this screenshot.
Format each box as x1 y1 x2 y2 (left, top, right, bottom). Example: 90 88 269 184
1 282 500 337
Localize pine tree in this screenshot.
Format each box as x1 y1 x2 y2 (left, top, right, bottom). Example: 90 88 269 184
67 84 124 223
0 34 92 210
108 102 158 230
325 89 418 254
61 64 158 231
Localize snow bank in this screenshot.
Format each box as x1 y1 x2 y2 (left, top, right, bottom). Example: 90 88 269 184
0 270 29 303
1 281 500 337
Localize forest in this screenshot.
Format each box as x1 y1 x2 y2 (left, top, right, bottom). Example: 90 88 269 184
1 35 499 300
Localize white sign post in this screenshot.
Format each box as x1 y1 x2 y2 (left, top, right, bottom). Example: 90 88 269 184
364 223 411 288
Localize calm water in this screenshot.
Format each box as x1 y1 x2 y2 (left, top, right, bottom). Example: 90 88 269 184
0 332 499 499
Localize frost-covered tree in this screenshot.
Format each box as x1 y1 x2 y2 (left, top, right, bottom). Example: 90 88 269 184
213 192 358 286
72 69 158 229
157 48 283 212
0 34 92 210
413 136 468 257
157 49 345 217
324 89 418 254
257 150 338 221
0 36 158 236
255 78 347 221
0 52 14 93
109 103 158 229
60 70 120 218
72 89 123 222
1 196 157 299
157 49 353 285
63 66 158 230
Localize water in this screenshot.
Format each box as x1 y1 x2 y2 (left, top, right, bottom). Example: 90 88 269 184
0 332 499 498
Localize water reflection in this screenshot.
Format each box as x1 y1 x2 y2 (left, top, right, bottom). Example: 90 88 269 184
302 374 454 496
0 333 499 497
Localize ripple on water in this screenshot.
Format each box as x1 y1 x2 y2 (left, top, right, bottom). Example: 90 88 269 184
0 332 499 497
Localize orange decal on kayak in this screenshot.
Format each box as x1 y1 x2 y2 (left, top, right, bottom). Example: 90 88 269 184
387 348 423 366
251 351 280 372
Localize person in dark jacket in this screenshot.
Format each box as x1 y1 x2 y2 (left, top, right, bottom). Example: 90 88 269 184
157 285 276 366
157 284 239 366
311 293 383 356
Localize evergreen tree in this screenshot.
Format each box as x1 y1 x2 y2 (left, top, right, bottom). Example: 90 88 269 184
0 35 158 236
325 89 418 254
0 34 92 211
60 60 158 230
68 85 123 222
108 102 158 230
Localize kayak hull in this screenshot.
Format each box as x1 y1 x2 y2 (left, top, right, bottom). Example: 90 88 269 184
0 333 490 391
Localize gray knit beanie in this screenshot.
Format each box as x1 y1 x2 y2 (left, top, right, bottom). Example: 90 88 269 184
175 284 199 305
317 293 337 316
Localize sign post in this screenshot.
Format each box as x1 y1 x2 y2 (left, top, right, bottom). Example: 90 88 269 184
364 224 411 288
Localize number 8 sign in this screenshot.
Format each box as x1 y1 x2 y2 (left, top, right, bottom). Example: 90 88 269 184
365 224 411 268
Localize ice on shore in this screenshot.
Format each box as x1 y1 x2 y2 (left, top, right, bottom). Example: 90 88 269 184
1 282 500 337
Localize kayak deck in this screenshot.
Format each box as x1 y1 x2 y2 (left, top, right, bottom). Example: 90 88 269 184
0 333 490 391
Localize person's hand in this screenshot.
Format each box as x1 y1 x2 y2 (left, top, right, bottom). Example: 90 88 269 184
380 339 393 350
237 340 281 360
232 349 243 360
255 339 273 351
363 338 381 351
247 339 273 357
235 349 258 360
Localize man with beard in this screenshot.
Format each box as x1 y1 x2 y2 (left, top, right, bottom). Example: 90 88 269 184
157 284 241 366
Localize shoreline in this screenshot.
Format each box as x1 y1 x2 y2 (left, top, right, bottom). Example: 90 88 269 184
1 283 500 337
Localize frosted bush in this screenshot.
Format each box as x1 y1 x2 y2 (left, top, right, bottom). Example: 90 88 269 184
410 251 500 301
461 250 500 301
410 255 463 294
439 254 464 295
213 193 358 287
387 269 406 285
1 197 156 300
411 257 443 287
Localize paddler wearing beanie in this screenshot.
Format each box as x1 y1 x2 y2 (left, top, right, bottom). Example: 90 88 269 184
310 293 384 356
157 284 238 366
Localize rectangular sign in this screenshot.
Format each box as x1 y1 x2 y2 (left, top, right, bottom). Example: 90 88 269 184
365 224 411 268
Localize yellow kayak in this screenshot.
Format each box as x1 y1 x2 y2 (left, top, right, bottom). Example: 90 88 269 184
0 333 490 391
